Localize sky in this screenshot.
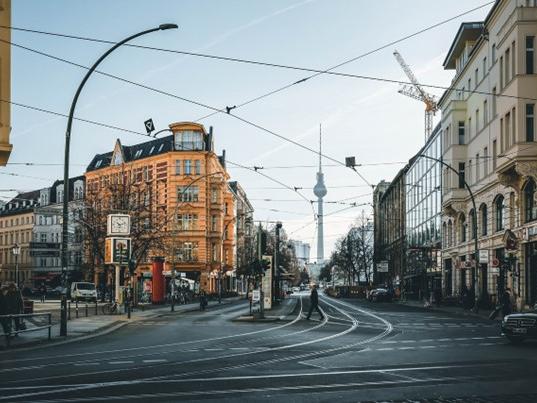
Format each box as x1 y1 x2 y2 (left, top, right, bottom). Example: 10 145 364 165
1 0 493 259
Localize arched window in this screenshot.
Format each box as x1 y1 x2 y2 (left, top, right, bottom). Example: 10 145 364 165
443 222 447 247
495 195 504 231
469 209 477 240
459 214 466 243
524 179 536 223
480 203 488 236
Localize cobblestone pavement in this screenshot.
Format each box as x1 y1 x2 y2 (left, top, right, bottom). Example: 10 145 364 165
361 394 537 403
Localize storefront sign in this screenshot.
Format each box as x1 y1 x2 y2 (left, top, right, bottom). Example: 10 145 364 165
252 289 260 302
377 261 389 273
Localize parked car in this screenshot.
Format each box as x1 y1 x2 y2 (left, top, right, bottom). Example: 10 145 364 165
501 308 537 344
70 282 97 302
50 286 67 297
292 287 300 293
368 288 392 302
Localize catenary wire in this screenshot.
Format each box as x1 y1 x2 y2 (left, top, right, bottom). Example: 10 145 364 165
0 38 372 187
0 1 494 119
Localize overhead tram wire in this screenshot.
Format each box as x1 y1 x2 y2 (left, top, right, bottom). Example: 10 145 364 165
0 1 494 118
0 99 148 137
226 159 317 219
0 38 372 187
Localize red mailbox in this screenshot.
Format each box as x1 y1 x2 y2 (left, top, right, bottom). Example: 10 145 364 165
151 257 165 304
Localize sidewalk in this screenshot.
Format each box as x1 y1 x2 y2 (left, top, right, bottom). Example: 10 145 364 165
1 297 240 350
234 296 298 322
396 298 500 322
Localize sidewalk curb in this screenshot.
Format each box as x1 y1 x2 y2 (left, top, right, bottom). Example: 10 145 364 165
0 320 128 353
395 300 501 322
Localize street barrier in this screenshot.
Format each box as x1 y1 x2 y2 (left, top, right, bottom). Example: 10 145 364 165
0 312 52 347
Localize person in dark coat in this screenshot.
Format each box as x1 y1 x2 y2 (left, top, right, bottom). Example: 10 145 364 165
501 290 512 317
39 283 47 303
5 283 24 332
0 286 10 336
306 285 324 320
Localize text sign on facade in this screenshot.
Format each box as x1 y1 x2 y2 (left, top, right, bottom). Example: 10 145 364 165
377 261 389 273
479 249 489 264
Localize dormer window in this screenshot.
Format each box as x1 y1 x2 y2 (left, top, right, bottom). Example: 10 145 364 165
174 130 204 151
95 160 102 168
134 149 143 159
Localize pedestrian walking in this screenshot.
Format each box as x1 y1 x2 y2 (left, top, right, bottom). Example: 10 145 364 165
306 285 324 320
39 283 47 303
501 290 512 317
0 285 10 336
5 283 24 332
199 290 208 311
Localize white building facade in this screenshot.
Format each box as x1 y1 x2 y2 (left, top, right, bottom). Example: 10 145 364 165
440 0 537 310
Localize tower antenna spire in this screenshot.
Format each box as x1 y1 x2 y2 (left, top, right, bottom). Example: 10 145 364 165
319 123 322 172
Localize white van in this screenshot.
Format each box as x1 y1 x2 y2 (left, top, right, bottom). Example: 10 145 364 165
70 282 97 302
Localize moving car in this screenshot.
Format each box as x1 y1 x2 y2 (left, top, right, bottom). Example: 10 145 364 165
368 288 392 302
70 282 97 302
501 308 537 344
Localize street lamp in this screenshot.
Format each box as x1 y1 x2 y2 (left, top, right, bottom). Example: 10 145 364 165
11 243 20 287
60 23 178 337
417 154 480 312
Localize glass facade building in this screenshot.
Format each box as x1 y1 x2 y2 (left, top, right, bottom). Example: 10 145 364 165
404 125 442 298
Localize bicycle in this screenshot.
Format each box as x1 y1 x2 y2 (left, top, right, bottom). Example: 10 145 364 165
101 301 120 315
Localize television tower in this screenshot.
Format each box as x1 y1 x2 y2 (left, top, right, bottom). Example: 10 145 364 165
313 124 327 263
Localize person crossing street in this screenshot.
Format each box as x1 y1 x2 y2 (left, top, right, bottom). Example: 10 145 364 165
306 285 324 320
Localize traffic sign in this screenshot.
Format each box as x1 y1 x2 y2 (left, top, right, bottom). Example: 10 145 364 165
478 249 489 264
144 118 155 135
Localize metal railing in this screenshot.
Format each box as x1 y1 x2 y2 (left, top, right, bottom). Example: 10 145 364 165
0 312 52 347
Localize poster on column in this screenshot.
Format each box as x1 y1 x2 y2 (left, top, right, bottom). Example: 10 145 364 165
262 255 272 310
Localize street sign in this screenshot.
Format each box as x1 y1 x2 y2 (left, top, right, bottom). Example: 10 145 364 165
144 118 155 135
377 261 389 273
262 255 272 309
104 237 131 264
479 249 489 264
252 289 260 303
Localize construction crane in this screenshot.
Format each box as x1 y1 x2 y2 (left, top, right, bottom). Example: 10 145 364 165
393 50 438 140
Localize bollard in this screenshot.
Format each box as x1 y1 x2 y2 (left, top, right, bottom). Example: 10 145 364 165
75 300 79 318
68 302 71 320
127 302 131 319
85 304 88 317
48 313 51 341
95 301 98 316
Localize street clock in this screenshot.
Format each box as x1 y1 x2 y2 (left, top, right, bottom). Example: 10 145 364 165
107 214 131 236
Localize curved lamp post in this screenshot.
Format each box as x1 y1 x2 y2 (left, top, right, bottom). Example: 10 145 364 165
11 243 20 287
60 23 178 337
417 154 479 312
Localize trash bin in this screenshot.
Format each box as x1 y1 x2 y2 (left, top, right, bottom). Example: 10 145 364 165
23 299 34 314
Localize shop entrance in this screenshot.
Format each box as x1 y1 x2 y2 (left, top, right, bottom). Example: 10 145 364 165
526 242 537 306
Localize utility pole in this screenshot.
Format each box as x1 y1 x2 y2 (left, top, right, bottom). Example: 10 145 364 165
274 222 282 303
257 224 264 318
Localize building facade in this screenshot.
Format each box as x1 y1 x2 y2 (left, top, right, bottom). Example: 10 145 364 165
405 125 443 299
373 168 408 290
440 0 537 310
84 122 235 296
32 177 85 284
229 181 255 295
0 0 11 165
0 191 39 286
290 240 311 265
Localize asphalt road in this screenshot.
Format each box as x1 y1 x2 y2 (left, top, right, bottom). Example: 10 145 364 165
1 292 536 402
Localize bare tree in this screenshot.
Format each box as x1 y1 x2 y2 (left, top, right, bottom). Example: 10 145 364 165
78 167 170 280
321 212 373 286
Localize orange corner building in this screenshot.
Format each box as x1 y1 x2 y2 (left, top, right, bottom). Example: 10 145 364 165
84 122 235 299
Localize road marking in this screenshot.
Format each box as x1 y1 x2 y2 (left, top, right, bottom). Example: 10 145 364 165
400 340 415 343
74 363 100 366
397 346 415 350
478 342 496 346
376 347 394 351
380 340 397 344
142 359 167 363
108 361 134 365
419 346 435 349
438 338 452 341
204 348 223 351
230 348 248 350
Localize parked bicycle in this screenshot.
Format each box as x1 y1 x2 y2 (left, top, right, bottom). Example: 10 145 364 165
101 301 119 315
